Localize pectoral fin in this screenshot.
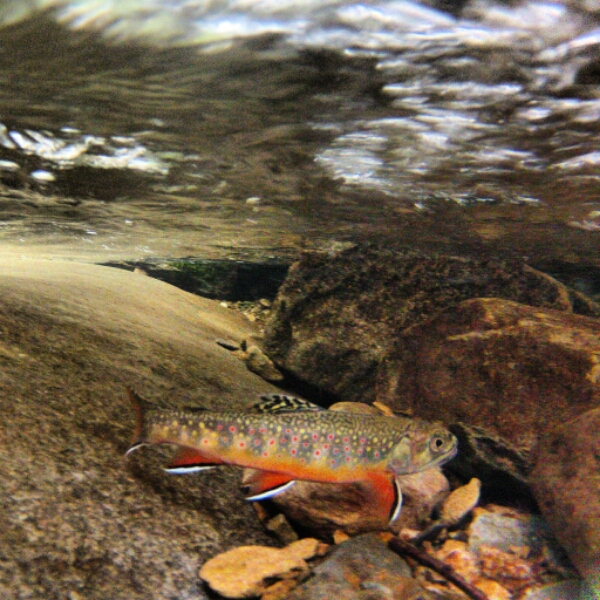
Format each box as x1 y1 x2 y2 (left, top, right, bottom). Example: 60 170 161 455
362 472 403 525
164 446 223 474
241 469 297 501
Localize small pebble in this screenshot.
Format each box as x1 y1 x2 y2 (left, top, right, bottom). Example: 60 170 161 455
215 339 241 351
440 478 481 525
333 530 350 544
244 345 284 382
199 544 308 598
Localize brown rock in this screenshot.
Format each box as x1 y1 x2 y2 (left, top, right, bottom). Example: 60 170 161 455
0 259 284 600
264 245 576 405
286 533 430 600
262 579 300 600
243 344 284 381
434 539 480 583
379 298 600 450
471 578 512 600
530 407 600 591
440 478 481 526
478 545 535 585
199 545 308 598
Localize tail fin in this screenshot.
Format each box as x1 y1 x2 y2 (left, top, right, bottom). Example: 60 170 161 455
125 388 150 456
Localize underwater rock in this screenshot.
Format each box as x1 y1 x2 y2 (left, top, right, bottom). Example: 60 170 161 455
468 510 567 559
440 478 481 526
0 258 283 600
530 407 600 591
242 344 285 382
199 539 319 598
263 244 577 406
520 579 595 600
379 297 600 453
285 533 430 600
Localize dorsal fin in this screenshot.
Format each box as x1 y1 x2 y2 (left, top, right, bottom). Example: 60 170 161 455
250 394 325 414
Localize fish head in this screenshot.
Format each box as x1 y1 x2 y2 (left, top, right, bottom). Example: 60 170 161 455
387 423 458 476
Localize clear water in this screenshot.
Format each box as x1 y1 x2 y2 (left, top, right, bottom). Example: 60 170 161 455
0 0 599 271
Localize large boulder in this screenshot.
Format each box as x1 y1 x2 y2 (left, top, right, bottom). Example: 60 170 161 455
263 245 582 406
378 297 600 450
0 259 282 600
530 408 600 591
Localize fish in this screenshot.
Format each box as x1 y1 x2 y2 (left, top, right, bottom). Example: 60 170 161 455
125 390 458 524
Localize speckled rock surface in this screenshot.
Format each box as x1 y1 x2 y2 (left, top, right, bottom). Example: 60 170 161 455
530 407 600 592
380 297 600 451
0 259 283 600
263 244 580 406
285 533 432 600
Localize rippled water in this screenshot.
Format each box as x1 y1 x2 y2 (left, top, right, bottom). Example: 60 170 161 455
0 0 599 271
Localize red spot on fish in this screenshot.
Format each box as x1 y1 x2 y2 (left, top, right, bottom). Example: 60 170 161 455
263 452 268 457
358 448 363 455
280 437 287 444
269 439 275 445
254 439 261 446
345 446 350 452
360 437 367 444
291 449 297 455
217 424 223 431
333 448 339 454
229 426 236 433
331 459 336 465
260 428 266 434
203 439 209 445
328 434 334 440
285 428 291 434
303 442 309 448
345 456 351 462
314 450 321 457
293 436 299 442
324 444 329 449
239 441 246 448
312 433 318 440
344 437 349 443
374 451 380 458
249 428 255 434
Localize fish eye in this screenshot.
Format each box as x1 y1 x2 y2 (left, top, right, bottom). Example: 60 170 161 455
430 436 446 453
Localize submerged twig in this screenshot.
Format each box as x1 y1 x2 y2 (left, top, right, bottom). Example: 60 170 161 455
389 537 490 600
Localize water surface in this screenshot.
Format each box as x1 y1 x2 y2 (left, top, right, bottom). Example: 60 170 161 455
0 0 598 276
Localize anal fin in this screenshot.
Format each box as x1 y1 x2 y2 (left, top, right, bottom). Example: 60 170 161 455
165 446 223 474
241 469 296 501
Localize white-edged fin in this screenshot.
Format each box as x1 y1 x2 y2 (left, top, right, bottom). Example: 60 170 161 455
251 394 325 414
164 465 218 475
389 479 403 524
245 479 297 501
124 442 148 456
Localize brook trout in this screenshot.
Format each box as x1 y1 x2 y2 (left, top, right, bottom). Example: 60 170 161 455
126 390 458 523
